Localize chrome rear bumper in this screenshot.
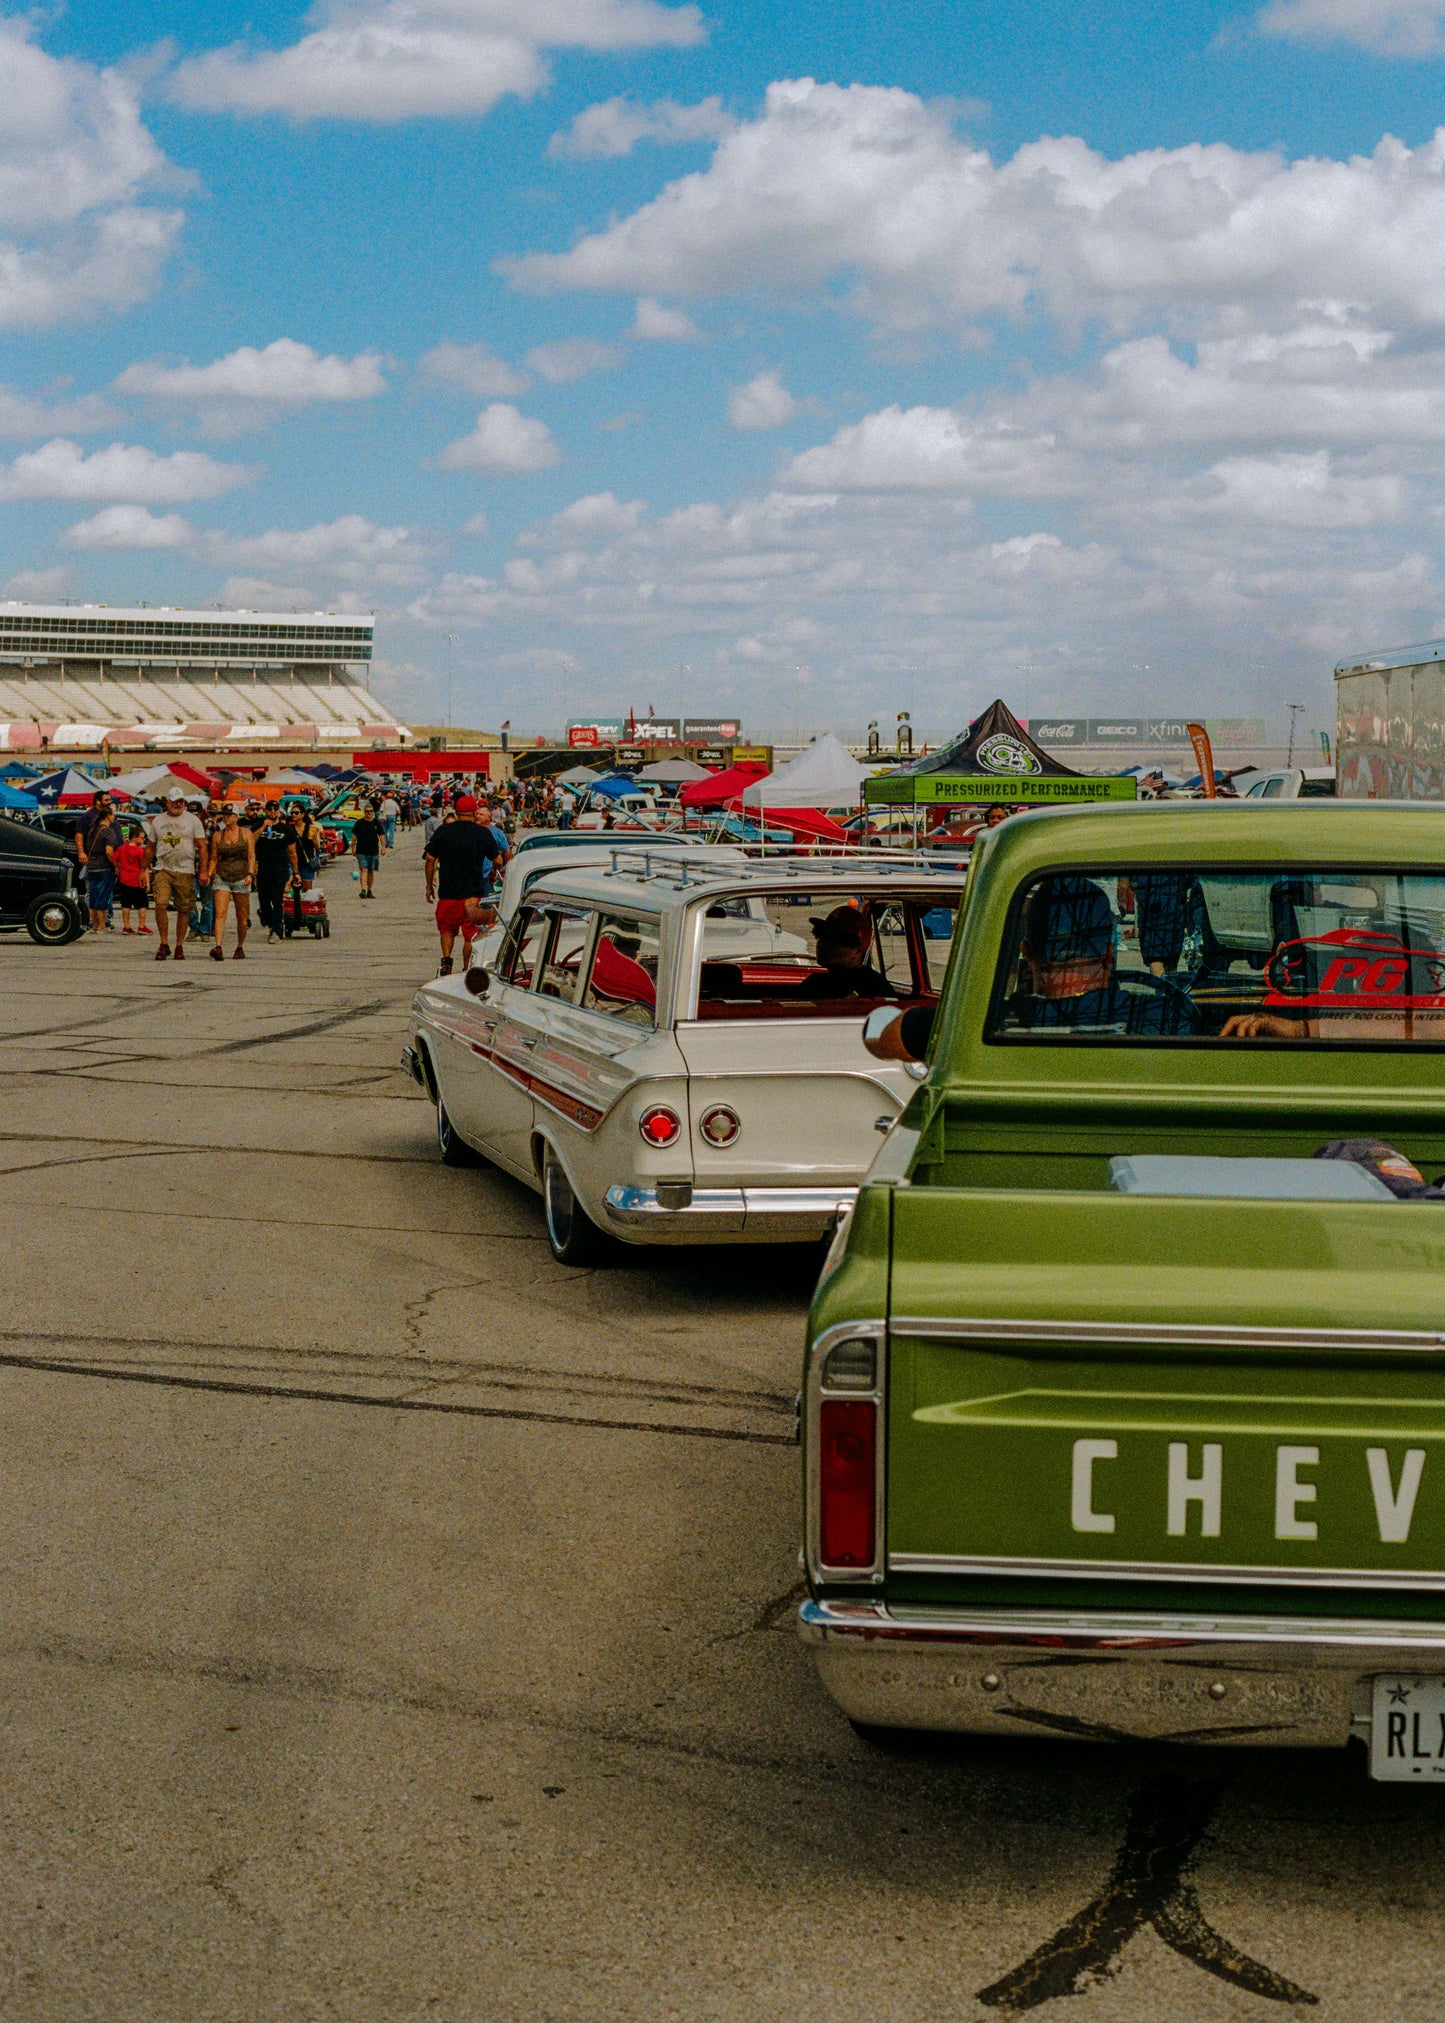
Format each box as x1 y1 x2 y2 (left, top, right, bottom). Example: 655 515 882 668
603 1183 856 1244
800 1596 1445 1748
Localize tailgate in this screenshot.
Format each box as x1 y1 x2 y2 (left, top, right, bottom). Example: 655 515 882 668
888 1189 1445 1591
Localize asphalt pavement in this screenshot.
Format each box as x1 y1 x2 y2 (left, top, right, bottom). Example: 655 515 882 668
0 830 1437 2020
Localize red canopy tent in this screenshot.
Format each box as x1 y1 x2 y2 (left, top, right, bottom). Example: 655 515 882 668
166 759 223 795
753 806 849 845
677 760 769 808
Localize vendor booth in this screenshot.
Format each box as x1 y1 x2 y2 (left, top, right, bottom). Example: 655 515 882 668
864 700 1136 813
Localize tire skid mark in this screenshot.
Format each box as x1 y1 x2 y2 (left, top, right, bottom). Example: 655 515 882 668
0 1348 796 1445
978 1773 1318 2010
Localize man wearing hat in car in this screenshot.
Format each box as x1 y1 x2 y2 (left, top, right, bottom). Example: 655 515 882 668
803 904 897 999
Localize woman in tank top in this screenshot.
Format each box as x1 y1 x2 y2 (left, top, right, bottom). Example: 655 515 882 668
209 810 256 961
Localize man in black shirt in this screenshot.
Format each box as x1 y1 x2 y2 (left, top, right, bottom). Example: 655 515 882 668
424 793 505 975
253 815 299 941
352 807 383 899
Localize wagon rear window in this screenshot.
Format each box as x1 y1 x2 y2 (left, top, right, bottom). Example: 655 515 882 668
692 892 958 1020
990 868 1445 1045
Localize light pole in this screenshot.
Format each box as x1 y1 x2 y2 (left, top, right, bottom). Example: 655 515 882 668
1286 702 1304 769
444 633 457 735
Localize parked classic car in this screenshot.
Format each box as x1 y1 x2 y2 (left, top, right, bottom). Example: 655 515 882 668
0 816 85 943
802 802 1445 1775
405 852 965 1263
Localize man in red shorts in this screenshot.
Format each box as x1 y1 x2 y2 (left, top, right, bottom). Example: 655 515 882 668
423 793 505 975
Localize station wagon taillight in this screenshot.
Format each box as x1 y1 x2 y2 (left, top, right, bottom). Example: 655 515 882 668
818 1400 877 1568
699 1104 740 1147
638 1104 681 1147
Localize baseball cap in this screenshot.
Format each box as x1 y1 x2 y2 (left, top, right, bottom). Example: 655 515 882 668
163 785 185 800
455 794 478 814
1023 876 1114 963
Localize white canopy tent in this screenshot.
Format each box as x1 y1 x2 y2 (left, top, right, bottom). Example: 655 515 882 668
636 758 710 784
740 732 869 810
558 765 603 788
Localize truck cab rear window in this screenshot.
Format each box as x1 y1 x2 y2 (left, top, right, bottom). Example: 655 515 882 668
990 868 1445 1045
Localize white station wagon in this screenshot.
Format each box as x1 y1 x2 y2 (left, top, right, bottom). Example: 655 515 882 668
404 851 966 1264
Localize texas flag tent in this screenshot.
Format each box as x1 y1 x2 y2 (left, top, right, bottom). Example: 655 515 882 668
30 767 108 806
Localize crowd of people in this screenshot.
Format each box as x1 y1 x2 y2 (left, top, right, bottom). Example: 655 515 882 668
66 775 527 971
74 787 336 959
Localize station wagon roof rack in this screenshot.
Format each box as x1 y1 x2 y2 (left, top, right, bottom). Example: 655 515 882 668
602 849 737 888
591 846 967 891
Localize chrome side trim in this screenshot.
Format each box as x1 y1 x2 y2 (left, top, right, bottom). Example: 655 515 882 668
889 1550 1445 1593
892 1315 1445 1355
805 1319 887 1588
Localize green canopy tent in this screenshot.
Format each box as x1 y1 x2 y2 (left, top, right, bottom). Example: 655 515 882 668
865 699 1136 809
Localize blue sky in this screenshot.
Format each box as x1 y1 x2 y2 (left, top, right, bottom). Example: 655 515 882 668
6 0 1445 740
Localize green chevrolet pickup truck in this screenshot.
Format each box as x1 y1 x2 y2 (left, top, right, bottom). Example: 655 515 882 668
801 802 1445 1777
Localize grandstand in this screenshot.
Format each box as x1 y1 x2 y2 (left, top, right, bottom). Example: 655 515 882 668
0 603 410 753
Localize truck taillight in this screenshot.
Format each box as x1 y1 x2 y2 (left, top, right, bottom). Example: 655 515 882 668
818 1400 877 1569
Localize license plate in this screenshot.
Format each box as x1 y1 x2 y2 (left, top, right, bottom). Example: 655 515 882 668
1371 1676 1445 1779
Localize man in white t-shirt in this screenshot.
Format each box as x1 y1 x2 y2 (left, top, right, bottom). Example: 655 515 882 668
379 793 400 848
145 786 209 961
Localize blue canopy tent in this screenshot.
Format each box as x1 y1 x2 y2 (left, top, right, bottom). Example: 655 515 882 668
0 761 41 780
588 773 648 800
0 781 38 810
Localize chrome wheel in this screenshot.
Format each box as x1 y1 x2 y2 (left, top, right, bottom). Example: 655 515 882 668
542 1145 609 1266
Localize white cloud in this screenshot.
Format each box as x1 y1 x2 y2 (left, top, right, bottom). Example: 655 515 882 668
1192 451 1404 528
505 78 1445 345
115 340 386 429
209 514 430 584
0 386 120 437
220 576 319 610
419 340 528 396
549 94 733 158
0 438 255 503
632 296 697 340
1257 0 1445 53
521 491 645 541
728 369 798 430
462 510 491 536
781 405 1068 495
525 337 620 382
0 19 181 327
63 504 195 550
438 403 562 473
4 566 70 599
169 0 706 123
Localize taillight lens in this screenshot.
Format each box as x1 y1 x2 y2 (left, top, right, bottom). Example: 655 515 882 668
818 1399 877 1568
638 1104 681 1147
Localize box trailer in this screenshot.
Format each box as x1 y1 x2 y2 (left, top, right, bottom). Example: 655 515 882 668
1336 638 1445 799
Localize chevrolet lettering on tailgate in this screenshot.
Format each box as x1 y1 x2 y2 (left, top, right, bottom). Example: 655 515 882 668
800 804 1445 1775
